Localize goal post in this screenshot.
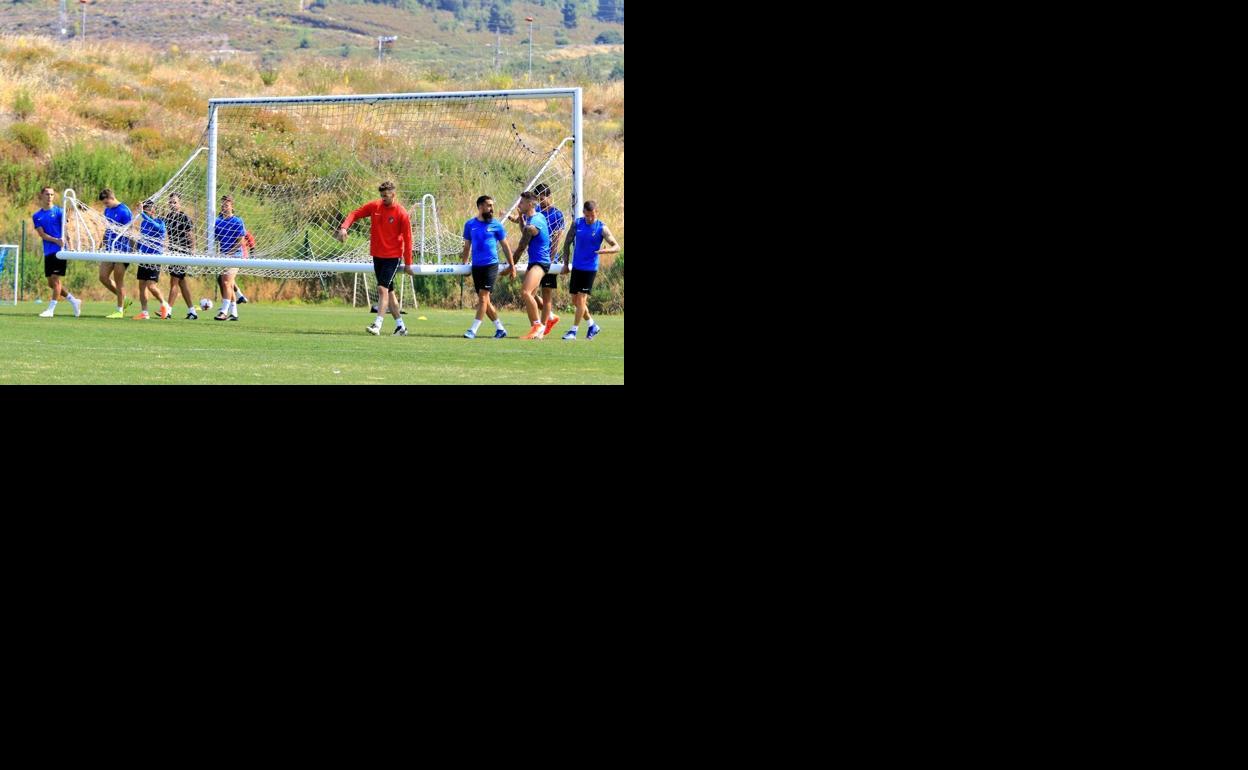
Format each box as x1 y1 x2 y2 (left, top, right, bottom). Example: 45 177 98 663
60 87 583 278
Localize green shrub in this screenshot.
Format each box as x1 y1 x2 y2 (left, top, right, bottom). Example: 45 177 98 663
6 123 50 155
79 102 146 130
127 127 166 154
13 90 35 120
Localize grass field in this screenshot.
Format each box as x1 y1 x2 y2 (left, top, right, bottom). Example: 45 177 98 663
0 301 623 384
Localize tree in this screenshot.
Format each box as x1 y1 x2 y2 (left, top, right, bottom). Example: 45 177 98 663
595 30 622 44
596 0 618 23
562 0 577 28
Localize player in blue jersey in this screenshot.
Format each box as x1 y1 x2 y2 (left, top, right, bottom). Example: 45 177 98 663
213 194 246 321
507 183 566 336
512 191 553 339
460 195 515 339
31 186 82 318
130 199 172 320
559 200 618 341
98 188 133 319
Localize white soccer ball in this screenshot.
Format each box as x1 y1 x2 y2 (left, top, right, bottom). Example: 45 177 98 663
200 298 213 311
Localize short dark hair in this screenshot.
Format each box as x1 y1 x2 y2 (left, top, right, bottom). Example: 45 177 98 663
168 193 180 202
533 183 551 198
40 186 55 195
378 180 396 193
476 195 493 207
520 191 539 203
142 199 154 208
583 200 597 212
221 194 233 203
98 188 114 201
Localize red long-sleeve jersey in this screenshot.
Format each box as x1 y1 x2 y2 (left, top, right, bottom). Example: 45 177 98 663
341 200 413 265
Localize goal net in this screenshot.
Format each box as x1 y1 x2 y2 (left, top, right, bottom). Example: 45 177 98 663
60 88 583 278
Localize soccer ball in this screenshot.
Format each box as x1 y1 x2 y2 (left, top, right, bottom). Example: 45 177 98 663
200 298 213 311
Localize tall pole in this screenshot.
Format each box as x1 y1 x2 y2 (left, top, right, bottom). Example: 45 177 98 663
59 0 68 38
206 105 219 257
572 87 583 218
495 28 500 71
525 16 534 81
80 1 86 42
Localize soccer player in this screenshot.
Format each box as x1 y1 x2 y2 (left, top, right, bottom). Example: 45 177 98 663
223 231 253 305
131 199 172 320
513 191 553 339
32 186 81 318
335 180 415 337
98 188 132 319
213 194 246 321
163 193 199 319
560 200 619 341
460 194 514 339
508 182 565 336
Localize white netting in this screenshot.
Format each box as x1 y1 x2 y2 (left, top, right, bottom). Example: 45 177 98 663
62 91 577 278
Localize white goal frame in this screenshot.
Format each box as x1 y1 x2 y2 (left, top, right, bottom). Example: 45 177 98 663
60 87 584 276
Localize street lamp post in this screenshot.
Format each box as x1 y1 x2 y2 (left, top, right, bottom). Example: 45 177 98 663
79 0 88 42
525 16 534 81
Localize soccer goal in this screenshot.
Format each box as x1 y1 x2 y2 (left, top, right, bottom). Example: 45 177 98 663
59 88 584 278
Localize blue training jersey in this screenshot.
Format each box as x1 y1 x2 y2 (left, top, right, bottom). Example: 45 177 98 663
541 204 565 240
138 213 166 255
524 211 551 265
103 203 133 252
571 217 606 271
215 215 245 254
463 217 508 267
32 206 64 256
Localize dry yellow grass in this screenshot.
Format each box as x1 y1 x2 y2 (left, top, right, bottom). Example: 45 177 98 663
1 31 622 263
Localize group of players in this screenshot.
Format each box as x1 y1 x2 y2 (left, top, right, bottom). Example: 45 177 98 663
31 186 251 321
30 181 618 340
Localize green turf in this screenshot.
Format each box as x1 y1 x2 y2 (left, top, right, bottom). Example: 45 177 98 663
0 301 623 384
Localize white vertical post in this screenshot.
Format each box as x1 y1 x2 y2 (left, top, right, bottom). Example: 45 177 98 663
352 272 358 307
206 105 218 256
572 87 584 218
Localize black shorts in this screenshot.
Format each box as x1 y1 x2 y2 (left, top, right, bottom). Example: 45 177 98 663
569 269 596 294
137 263 162 282
540 266 558 290
373 257 400 290
472 264 499 293
527 262 550 282
166 264 187 278
44 253 67 277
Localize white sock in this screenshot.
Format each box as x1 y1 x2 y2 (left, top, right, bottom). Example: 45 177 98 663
48 300 58 309
374 315 385 327
470 319 482 333
569 325 578 333
117 306 124 313
494 319 505 330
395 317 405 327
66 293 76 302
